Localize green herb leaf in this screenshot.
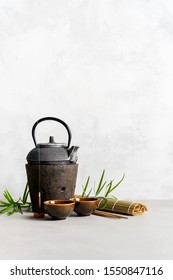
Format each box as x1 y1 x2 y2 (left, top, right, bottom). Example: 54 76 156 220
3 189 15 204
80 169 125 200
105 173 125 197
104 180 113 197
7 209 16 216
81 176 91 197
95 169 105 196
86 188 92 197
0 200 10 206
0 183 32 216
0 205 13 214
17 204 23 215
22 183 29 204
97 197 108 209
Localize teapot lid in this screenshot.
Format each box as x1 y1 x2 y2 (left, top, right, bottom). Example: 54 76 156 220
37 136 67 148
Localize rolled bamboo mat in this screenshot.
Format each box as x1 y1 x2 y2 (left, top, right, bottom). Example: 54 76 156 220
97 198 147 216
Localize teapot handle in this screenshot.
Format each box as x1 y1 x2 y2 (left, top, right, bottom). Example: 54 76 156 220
31 117 72 148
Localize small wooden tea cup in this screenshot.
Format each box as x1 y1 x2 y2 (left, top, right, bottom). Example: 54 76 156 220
70 197 99 216
44 200 75 220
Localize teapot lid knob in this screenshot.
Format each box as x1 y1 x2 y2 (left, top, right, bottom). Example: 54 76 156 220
49 136 55 143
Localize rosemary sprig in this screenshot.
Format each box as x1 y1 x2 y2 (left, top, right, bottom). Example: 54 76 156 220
0 184 31 216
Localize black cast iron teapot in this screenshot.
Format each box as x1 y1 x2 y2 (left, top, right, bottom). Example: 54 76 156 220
27 116 79 164
26 117 79 213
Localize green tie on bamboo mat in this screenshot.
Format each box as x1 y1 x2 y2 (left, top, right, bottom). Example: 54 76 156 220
97 198 147 216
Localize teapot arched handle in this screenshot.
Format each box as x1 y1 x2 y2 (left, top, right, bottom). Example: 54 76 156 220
31 117 72 148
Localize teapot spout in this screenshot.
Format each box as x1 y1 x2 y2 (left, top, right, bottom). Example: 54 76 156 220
68 146 79 163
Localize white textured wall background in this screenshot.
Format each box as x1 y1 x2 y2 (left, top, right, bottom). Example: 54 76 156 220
0 0 173 200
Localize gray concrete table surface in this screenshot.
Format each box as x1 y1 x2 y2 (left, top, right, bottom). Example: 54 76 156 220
0 200 172 260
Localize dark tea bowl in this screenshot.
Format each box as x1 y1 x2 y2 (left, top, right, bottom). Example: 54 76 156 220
44 200 75 220
70 197 99 216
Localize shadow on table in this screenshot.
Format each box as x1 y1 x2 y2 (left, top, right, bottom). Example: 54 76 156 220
21 211 79 221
